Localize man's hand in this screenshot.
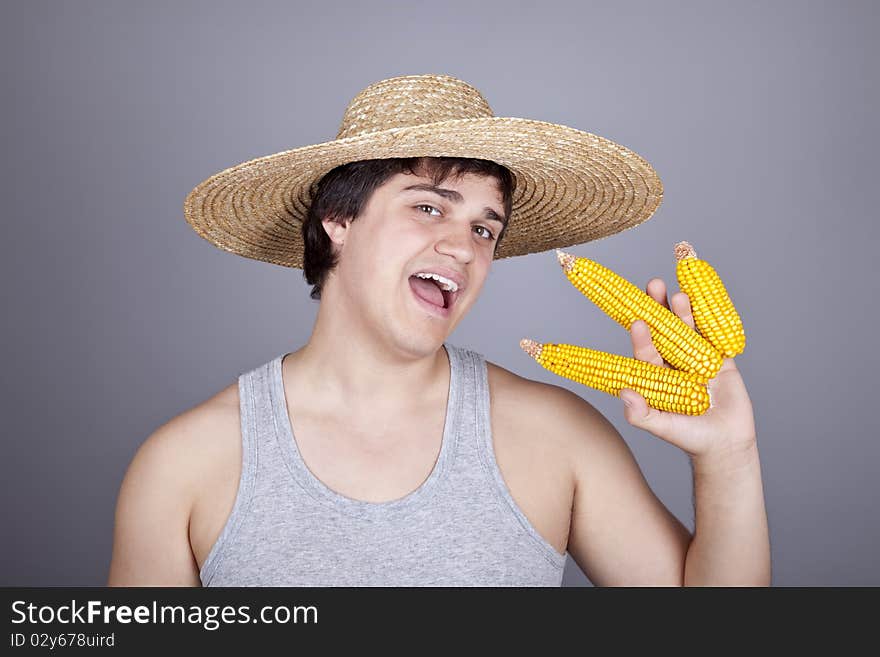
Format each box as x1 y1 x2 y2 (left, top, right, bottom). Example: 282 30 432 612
621 277 757 461
521 245 758 464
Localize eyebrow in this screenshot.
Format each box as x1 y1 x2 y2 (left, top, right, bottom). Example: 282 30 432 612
400 183 507 228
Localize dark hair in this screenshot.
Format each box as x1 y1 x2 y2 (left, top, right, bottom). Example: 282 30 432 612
301 156 515 300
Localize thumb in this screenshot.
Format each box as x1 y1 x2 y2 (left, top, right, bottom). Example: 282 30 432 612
620 388 661 429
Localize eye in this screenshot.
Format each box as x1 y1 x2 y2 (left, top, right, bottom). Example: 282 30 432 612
415 204 495 242
474 225 495 241
415 204 441 216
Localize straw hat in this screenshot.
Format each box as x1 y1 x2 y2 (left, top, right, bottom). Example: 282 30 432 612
183 73 663 269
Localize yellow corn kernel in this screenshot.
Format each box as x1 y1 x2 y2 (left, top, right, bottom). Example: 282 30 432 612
674 241 746 358
520 339 712 415
556 250 724 381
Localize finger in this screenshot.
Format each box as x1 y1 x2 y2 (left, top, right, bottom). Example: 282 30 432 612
646 278 669 309
620 388 690 446
670 291 696 332
630 319 667 368
642 279 672 365
650 278 697 332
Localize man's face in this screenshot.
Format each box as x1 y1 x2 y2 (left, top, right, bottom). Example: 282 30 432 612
323 170 505 357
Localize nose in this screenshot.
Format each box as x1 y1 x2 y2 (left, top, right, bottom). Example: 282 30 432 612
435 224 475 263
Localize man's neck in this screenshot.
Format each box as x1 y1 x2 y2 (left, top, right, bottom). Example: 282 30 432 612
286 322 449 420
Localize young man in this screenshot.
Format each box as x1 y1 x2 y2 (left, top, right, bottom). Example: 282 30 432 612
107 74 770 586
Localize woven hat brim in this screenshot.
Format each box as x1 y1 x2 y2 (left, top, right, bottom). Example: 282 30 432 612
183 116 663 269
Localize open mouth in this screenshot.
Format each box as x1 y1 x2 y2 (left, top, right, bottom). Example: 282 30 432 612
408 275 456 311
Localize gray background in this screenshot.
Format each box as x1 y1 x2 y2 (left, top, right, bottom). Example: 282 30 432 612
1 0 877 586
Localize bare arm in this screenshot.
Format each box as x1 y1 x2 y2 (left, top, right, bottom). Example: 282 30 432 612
560 388 692 586
683 444 771 586
107 418 201 586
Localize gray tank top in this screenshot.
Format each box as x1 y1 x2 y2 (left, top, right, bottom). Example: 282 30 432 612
199 342 567 586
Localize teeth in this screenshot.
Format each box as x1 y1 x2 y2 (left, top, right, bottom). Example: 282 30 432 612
414 272 458 293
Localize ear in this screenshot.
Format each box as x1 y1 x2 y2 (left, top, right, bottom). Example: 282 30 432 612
321 215 350 250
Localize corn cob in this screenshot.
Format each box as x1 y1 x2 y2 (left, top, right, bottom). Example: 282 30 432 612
519 339 712 415
674 241 746 358
555 250 724 380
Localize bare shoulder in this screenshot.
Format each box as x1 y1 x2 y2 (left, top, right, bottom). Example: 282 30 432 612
485 358 609 453
484 357 641 494
117 380 239 508
107 380 240 586
146 381 240 485
483 357 613 499
486 358 651 490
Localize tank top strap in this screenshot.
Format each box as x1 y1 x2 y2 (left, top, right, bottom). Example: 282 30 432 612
198 363 263 586
462 345 570 569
